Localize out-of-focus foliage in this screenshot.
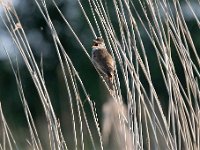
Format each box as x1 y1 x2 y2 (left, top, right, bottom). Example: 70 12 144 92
0 0 199 125
0 0 199 149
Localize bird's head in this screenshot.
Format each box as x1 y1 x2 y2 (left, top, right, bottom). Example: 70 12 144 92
92 37 105 49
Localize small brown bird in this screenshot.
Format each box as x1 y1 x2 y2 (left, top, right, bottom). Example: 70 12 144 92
91 37 115 89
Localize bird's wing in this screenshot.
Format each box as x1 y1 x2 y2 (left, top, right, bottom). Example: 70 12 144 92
93 49 114 77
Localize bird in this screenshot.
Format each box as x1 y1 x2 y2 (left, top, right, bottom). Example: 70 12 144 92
91 37 115 90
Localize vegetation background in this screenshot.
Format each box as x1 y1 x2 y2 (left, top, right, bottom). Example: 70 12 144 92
0 0 199 149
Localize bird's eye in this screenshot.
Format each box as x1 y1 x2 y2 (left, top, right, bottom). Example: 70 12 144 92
94 43 98 46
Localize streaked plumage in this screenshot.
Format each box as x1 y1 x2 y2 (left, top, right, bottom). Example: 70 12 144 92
91 37 115 89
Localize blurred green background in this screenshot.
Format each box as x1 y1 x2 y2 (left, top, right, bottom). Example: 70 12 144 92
0 0 199 149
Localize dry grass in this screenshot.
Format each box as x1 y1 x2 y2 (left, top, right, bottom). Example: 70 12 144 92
0 0 200 149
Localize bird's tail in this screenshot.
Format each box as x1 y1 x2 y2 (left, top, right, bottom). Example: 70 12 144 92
105 76 114 91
